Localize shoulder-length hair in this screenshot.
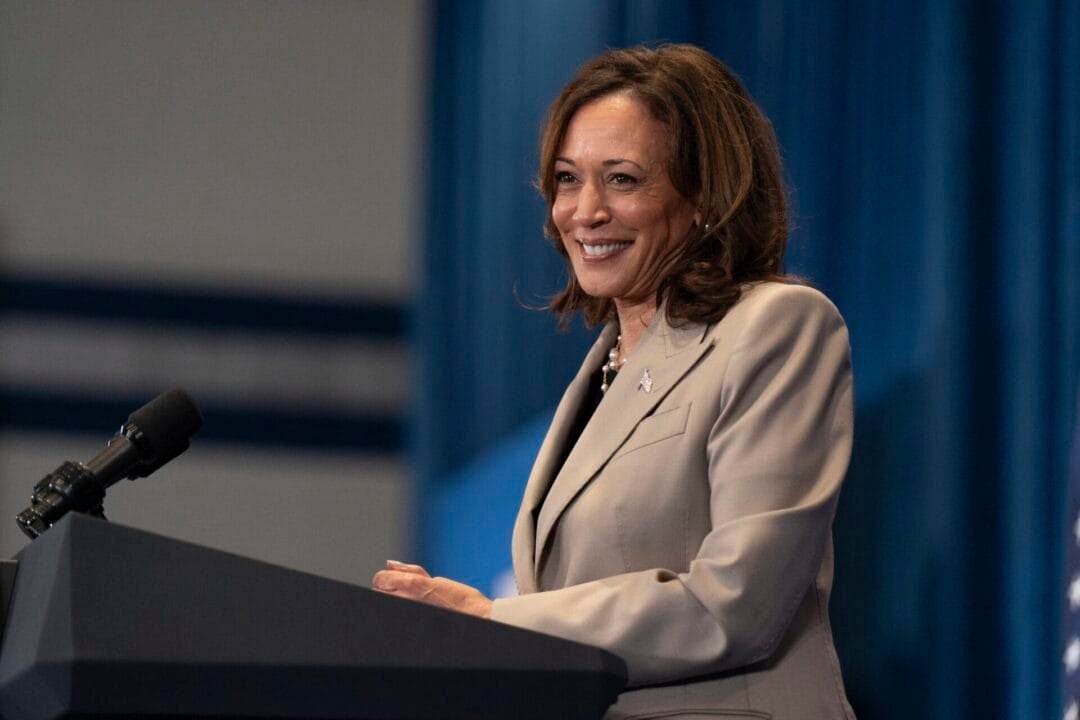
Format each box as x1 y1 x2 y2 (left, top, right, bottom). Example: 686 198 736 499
539 44 790 328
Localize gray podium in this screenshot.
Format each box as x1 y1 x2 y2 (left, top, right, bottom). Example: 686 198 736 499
0 514 626 720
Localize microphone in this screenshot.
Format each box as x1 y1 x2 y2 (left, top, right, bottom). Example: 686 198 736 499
15 389 204 539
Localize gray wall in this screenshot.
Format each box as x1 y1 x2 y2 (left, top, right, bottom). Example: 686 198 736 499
0 0 427 585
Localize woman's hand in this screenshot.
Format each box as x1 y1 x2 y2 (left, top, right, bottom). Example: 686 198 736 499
372 560 494 619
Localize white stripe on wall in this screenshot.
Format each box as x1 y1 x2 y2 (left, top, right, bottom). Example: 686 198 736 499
0 315 408 415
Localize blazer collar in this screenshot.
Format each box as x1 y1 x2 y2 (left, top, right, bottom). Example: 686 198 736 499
511 324 617 593
532 311 713 572
517 324 618 524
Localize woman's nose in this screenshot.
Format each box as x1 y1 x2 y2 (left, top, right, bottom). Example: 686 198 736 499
572 181 610 226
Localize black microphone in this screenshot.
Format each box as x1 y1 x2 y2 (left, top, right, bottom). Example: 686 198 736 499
16 389 204 539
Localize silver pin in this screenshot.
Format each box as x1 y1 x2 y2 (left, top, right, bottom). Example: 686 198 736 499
638 369 653 393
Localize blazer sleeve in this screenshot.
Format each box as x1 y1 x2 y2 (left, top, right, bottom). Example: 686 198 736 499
489 286 854 686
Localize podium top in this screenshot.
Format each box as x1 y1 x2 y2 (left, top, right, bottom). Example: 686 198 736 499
0 514 626 720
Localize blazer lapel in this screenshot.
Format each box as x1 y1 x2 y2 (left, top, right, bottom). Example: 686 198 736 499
533 314 714 572
510 324 618 594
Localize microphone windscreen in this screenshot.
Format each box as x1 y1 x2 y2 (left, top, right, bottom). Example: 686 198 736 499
128 388 204 463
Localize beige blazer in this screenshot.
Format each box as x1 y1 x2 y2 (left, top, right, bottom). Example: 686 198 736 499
490 283 857 720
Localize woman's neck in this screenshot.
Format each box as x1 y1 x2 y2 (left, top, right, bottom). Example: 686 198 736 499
614 299 657 362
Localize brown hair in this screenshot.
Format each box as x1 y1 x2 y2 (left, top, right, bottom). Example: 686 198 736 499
539 44 790 327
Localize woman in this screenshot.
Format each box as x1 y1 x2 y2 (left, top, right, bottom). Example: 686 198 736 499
375 44 856 720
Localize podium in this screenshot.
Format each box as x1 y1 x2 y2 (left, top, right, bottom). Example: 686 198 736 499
0 514 626 720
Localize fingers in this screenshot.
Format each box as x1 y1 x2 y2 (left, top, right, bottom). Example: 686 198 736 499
372 568 434 599
372 558 442 605
372 561 432 601
371 569 494 619
384 560 430 576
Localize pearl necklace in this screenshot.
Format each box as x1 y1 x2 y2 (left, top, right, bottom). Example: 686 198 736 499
600 334 627 393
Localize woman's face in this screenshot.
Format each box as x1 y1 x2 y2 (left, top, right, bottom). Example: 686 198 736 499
552 93 698 309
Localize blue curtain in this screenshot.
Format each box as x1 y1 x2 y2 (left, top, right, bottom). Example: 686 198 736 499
417 2 1080 718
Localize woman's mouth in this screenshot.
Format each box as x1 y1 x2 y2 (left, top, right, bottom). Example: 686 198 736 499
579 240 632 260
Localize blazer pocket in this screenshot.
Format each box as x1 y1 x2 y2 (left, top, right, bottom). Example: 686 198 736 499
612 403 692 461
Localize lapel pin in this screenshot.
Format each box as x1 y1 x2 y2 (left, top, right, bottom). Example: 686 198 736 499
638 369 653 393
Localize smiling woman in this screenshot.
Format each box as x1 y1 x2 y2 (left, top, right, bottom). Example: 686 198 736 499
375 44 856 720
551 93 699 356
539 45 789 336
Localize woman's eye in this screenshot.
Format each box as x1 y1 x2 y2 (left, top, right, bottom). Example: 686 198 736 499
610 173 639 185
554 171 577 184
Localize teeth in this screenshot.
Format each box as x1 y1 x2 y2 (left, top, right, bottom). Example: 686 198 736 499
581 242 631 257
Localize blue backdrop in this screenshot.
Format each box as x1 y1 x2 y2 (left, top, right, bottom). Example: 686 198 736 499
416 2 1080 719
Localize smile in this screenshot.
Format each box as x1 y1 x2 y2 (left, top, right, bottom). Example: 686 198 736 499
579 241 632 259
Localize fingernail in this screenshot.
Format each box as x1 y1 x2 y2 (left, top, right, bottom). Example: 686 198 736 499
386 559 407 568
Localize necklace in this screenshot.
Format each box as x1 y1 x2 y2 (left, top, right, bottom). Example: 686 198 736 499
600 334 627 393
